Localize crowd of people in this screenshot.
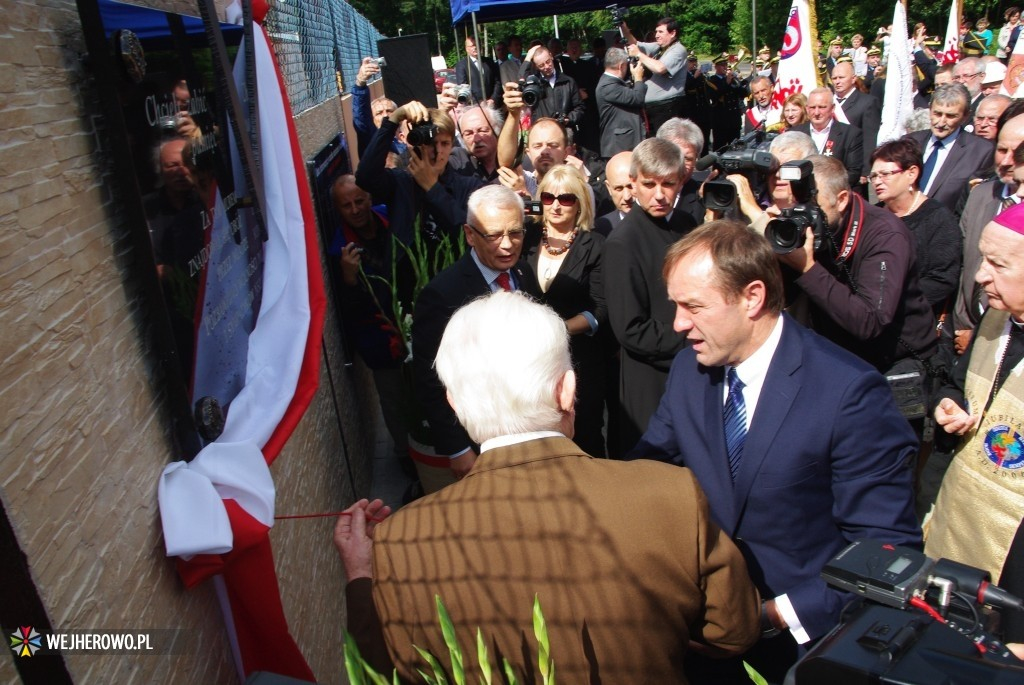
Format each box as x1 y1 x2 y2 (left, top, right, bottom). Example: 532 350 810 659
327 16 1024 684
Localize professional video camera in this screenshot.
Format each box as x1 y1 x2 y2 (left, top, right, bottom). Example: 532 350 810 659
792 539 1024 684
764 159 828 255
607 3 629 26
406 121 438 148
695 127 775 211
517 75 546 108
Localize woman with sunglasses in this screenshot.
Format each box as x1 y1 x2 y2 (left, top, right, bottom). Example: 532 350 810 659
525 165 608 457
869 139 961 319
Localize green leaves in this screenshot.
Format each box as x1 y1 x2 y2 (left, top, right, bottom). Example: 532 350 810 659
532 594 553 685
743 660 769 685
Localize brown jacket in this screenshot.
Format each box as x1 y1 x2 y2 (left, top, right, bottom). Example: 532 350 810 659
362 436 760 683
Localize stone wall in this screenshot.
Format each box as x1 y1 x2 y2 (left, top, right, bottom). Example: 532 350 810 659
0 1 373 682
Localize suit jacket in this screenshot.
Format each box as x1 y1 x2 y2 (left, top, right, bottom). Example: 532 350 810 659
835 89 881 175
791 121 864 184
455 55 500 103
498 57 521 87
365 436 761 683
594 208 626 237
954 177 1005 330
411 252 539 455
631 315 922 641
907 129 994 213
595 71 647 158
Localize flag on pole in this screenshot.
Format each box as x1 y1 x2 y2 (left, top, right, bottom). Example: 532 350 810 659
767 0 819 126
1005 30 1024 96
878 2 915 145
935 0 961 64
157 0 326 680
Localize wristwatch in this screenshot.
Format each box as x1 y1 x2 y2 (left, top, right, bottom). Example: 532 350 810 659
760 601 783 639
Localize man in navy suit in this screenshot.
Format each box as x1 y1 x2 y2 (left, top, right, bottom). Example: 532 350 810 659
631 220 921 682
455 36 500 105
412 185 539 485
906 83 994 213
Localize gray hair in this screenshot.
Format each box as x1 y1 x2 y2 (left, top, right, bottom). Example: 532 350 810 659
467 184 524 226
656 118 704 157
903 107 932 133
460 103 505 137
808 154 850 196
605 47 628 70
435 292 571 442
930 83 970 116
631 137 684 179
769 131 817 160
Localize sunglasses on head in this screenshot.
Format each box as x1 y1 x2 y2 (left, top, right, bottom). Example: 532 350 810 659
540 192 578 206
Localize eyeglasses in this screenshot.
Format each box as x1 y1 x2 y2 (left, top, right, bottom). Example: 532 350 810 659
868 168 906 181
466 223 525 244
540 192 578 206
954 72 985 81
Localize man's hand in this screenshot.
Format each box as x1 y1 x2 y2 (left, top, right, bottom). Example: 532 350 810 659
408 146 442 191
340 243 362 286
356 57 380 88
450 449 477 479
934 398 979 436
629 60 645 82
390 100 428 126
497 166 526 193
726 173 763 222
502 82 524 115
334 498 392 580
776 227 817 273
438 85 458 113
954 329 974 355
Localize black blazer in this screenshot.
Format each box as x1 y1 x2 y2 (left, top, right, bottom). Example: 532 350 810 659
455 56 500 103
594 209 625 237
907 129 994 213
836 89 881 174
411 252 539 455
791 121 864 185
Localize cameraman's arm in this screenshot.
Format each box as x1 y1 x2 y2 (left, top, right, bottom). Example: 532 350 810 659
355 118 401 202
726 173 767 225
498 82 523 170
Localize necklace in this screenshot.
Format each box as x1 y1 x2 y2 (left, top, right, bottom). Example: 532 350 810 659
542 226 579 255
895 190 924 217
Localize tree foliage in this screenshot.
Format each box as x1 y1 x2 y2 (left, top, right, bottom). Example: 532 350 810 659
345 0 1020 62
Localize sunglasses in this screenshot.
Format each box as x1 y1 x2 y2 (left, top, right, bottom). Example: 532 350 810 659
540 192 578 206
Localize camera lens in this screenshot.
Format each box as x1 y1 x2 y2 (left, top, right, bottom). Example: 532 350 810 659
765 217 806 254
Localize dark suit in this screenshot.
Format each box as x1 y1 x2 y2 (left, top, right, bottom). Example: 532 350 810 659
524 229 607 456
594 208 626 237
907 129 994 213
498 57 521 87
835 89 881 176
791 121 864 186
411 252 539 455
455 55 500 103
595 71 647 158
357 436 761 683
632 315 922 679
954 177 1006 331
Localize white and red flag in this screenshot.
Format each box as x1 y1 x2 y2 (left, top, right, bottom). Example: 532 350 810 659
157 0 325 680
878 1 915 144
767 0 819 127
935 0 961 64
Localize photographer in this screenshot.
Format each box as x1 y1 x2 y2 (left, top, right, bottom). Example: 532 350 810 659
518 46 586 131
775 155 937 418
351 57 403 159
729 131 817 229
355 101 482 245
595 47 647 158
619 17 689 135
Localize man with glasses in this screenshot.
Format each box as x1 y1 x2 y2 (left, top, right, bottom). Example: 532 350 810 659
604 138 698 453
906 83 993 213
973 94 1012 141
953 57 985 117
411 185 539 488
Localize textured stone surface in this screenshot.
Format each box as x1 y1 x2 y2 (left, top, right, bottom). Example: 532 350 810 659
0 2 376 683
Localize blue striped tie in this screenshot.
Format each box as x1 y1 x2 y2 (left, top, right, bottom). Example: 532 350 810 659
724 367 747 481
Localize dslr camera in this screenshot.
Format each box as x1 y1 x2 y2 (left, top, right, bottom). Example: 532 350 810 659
764 160 828 255
406 121 438 148
517 75 546 108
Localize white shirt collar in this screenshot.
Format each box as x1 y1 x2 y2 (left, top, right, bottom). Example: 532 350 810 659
481 431 565 452
727 316 785 425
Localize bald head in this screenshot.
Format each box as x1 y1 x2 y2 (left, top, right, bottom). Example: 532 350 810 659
605 151 634 214
831 61 856 97
332 174 373 232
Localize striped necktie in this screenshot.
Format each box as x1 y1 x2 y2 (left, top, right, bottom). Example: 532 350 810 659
724 367 747 481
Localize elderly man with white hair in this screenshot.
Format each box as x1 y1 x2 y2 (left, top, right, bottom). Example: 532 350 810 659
335 291 760 683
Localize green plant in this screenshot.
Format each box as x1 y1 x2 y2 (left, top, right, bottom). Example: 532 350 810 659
344 595 553 685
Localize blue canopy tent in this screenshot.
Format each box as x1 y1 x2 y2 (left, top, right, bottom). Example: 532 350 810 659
449 0 651 25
